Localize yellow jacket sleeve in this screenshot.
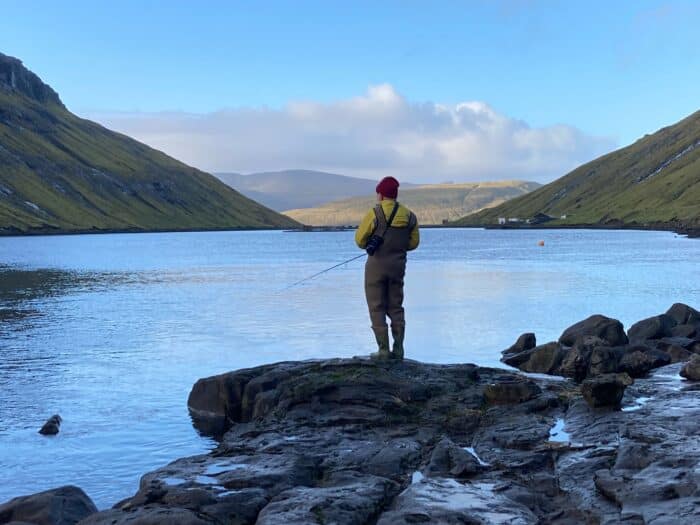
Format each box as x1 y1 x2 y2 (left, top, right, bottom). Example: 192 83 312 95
408 218 420 251
355 209 376 249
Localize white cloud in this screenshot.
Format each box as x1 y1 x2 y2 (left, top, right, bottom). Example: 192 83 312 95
87 84 615 183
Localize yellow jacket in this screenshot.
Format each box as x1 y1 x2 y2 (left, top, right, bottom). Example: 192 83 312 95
355 199 420 250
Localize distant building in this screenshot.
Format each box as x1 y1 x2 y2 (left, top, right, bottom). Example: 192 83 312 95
560 214 567 219
498 217 506 225
507 218 522 223
529 213 555 225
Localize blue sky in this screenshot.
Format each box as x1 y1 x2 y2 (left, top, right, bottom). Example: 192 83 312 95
2 1 699 182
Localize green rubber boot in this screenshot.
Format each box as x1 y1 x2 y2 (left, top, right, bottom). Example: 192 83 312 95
391 323 405 361
370 326 391 360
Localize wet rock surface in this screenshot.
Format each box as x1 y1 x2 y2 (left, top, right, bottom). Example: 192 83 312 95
79 361 698 523
3 305 699 524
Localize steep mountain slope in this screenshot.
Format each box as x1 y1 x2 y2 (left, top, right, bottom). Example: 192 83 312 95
284 181 541 226
0 53 297 234
456 110 700 228
215 170 418 211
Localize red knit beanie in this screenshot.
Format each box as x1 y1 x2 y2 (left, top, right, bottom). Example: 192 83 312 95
376 176 399 199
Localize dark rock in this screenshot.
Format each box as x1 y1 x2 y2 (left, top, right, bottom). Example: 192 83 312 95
504 332 536 354
0 53 64 107
424 437 483 478
587 345 623 377
256 471 398 525
559 315 628 347
671 323 697 338
0 486 97 525
679 354 700 381
501 341 565 374
558 336 616 381
618 346 671 377
78 507 210 524
666 344 692 363
581 373 632 407
376 477 538 524
38 414 62 436
483 379 541 404
665 303 700 326
656 336 696 350
628 314 676 341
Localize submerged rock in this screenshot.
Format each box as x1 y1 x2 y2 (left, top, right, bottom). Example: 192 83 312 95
38 414 62 436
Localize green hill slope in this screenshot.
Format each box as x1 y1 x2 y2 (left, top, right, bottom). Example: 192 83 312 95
455 110 700 229
216 170 419 211
284 181 541 226
0 53 297 234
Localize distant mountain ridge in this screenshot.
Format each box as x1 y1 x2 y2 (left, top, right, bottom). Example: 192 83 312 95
456 110 700 230
284 181 541 226
215 170 419 211
0 52 297 234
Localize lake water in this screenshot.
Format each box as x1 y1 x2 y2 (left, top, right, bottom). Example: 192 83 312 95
1 228 699 507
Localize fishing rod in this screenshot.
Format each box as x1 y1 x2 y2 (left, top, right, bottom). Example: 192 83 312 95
282 253 366 291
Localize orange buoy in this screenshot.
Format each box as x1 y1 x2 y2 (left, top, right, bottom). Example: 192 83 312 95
538 240 545 247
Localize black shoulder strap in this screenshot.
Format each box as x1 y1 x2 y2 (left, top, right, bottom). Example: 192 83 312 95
386 203 399 228
372 202 399 237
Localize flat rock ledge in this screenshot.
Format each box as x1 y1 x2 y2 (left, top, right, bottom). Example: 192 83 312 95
3 305 700 524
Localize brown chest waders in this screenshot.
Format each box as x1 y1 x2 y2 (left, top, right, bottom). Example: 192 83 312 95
365 203 416 360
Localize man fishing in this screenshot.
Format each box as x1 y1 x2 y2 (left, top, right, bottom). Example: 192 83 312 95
355 176 420 361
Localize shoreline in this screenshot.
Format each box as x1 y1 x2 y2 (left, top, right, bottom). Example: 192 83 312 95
452 220 700 238
1 221 698 239
0 225 286 239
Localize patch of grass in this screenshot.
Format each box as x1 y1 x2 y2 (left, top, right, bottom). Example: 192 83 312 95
0 89 299 232
284 181 541 226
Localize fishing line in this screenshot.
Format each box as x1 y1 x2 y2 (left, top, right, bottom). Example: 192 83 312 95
281 253 366 291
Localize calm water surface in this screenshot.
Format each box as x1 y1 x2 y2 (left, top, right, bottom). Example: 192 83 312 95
1 228 699 507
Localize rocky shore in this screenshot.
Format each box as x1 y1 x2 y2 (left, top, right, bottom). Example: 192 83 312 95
2 304 700 524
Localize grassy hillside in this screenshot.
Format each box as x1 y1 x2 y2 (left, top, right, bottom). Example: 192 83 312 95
456 110 700 229
0 53 297 234
216 170 419 211
283 181 541 226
